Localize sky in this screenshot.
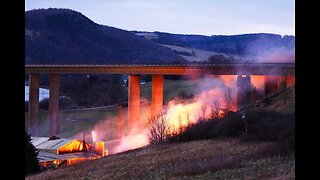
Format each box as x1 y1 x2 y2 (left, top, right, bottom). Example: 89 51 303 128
25 0 294 36
25 86 49 101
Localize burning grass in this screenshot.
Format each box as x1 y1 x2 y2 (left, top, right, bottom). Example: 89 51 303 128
26 138 294 179
26 81 295 179
167 86 295 155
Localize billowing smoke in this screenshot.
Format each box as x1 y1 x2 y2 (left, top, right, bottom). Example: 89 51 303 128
73 75 242 154
253 46 295 63
243 34 295 63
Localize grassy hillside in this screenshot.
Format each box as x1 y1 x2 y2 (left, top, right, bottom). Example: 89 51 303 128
26 85 295 179
26 138 294 179
254 85 295 113
136 31 295 58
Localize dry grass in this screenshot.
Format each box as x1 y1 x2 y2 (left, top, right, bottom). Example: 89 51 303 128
255 86 295 113
191 155 295 180
26 138 294 179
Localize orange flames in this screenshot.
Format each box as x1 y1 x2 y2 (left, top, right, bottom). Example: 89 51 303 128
88 75 295 154
40 140 108 168
57 140 90 154
40 156 101 167
66 156 100 166
162 79 237 134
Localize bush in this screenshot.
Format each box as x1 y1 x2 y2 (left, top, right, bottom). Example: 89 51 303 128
39 97 79 110
167 110 295 149
59 96 78 110
148 113 170 144
167 112 244 142
25 132 40 176
242 110 294 141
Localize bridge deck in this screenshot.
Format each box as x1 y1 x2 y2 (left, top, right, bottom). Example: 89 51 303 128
25 64 295 75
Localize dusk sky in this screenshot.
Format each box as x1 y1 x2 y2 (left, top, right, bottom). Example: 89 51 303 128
25 0 294 36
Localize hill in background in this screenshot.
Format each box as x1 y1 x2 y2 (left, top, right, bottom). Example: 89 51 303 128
25 8 185 64
25 8 294 65
135 31 295 62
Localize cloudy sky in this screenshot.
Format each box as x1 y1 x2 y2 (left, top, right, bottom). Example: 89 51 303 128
25 0 294 36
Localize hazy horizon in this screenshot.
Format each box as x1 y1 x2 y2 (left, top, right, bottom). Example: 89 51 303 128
25 0 295 36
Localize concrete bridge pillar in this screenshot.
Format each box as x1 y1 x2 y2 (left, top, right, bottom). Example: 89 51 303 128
237 75 252 110
49 74 60 137
117 103 124 137
28 73 39 136
128 75 140 129
264 76 279 96
151 75 164 117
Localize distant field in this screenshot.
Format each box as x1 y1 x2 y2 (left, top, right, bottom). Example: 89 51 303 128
25 108 118 138
25 79 201 138
140 79 201 103
160 44 220 62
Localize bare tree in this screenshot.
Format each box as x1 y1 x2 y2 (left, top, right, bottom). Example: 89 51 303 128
201 104 207 118
185 112 192 128
210 100 221 119
223 88 233 115
279 76 289 104
279 76 288 91
178 115 184 134
148 113 170 144
249 87 257 107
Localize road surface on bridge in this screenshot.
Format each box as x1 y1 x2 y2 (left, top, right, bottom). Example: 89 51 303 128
25 63 295 75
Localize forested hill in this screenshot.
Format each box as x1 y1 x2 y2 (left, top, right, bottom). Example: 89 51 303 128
134 31 295 59
25 8 185 64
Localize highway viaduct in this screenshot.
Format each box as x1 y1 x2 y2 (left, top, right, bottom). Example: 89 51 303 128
25 63 295 137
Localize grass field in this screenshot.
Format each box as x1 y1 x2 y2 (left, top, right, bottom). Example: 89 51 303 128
25 108 118 138
25 79 201 138
140 79 201 103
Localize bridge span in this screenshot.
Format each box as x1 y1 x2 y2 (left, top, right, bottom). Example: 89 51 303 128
25 63 295 75
25 63 295 137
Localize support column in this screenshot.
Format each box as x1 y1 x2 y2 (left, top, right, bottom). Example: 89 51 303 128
49 74 60 137
117 103 124 138
151 75 164 117
264 76 279 96
28 74 39 136
237 75 252 110
128 75 140 129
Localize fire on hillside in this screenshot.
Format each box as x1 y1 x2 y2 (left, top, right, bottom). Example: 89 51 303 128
92 75 295 154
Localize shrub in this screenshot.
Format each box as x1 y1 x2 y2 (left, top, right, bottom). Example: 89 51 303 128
39 98 49 110
242 110 294 141
167 112 244 142
59 96 78 110
39 97 79 111
25 132 40 176
167 110 295 148
148 113 171 144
